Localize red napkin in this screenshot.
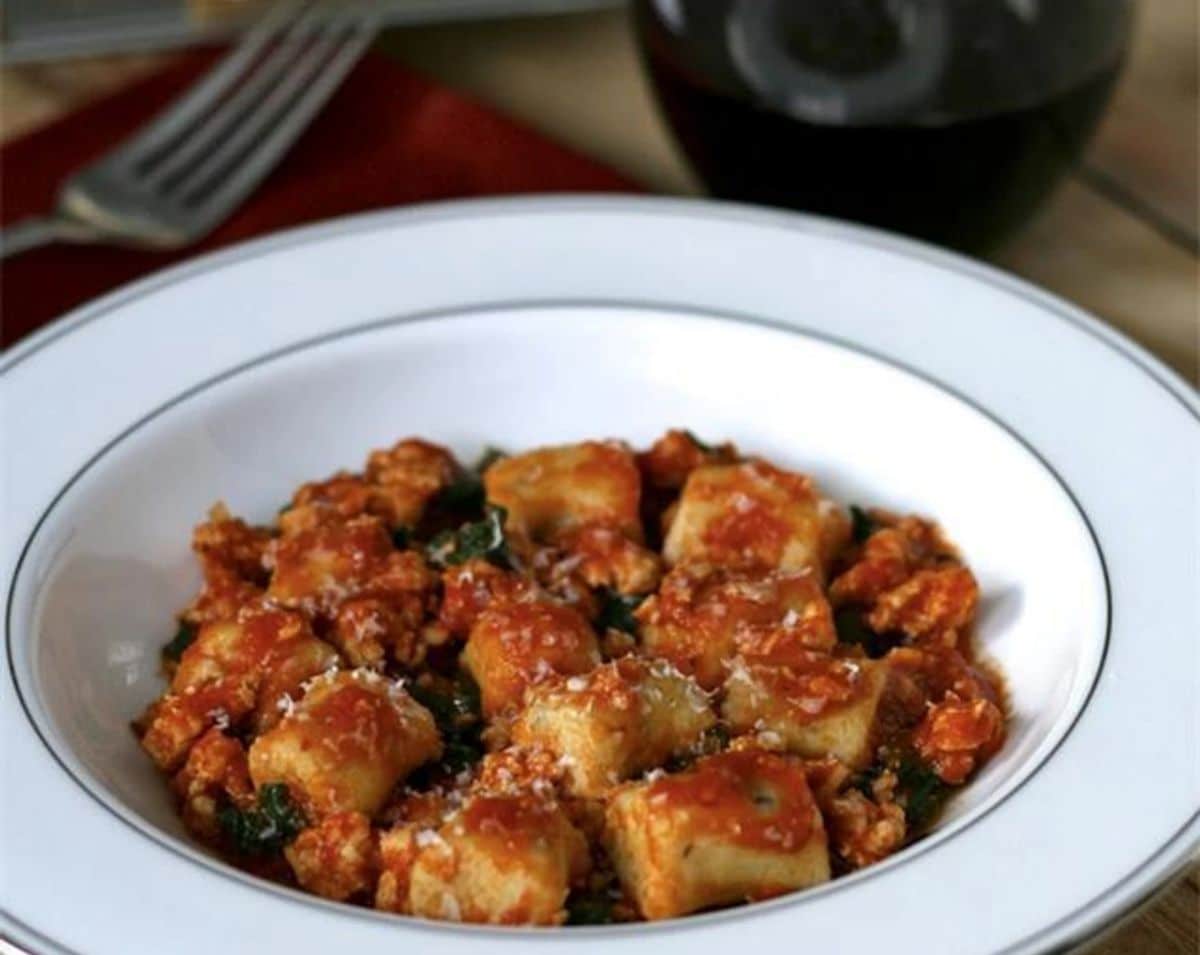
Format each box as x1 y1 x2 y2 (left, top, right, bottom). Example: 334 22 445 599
0 48 637 348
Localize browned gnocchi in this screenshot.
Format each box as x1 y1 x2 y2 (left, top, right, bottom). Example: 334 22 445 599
137 432 1005 925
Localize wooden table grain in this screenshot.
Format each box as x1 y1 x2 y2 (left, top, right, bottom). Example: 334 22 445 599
0 5 1196 955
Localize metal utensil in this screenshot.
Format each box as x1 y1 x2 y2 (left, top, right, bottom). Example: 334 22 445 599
0 1 376 259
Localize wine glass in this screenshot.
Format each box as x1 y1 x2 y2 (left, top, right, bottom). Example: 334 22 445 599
635 0 1134 252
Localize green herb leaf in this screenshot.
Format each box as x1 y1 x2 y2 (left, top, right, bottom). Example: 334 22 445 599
847 762 883 797
475 446 506 472
849 505 877 544
834 607 873 646
218 782 307 856
163 622 198 662
834 607 902 659
895 754 948 830
664 723 730 773
436 473 485 512
566 891 615 925
432 448 507 515
425 505 511 569
441 738 485 773
259 782 307 833
703 723 731 752
451 671 483 720
595 591 644 635
426 528 457 561
847 752 947 833
410 672 481 728
391 525 412 549
409 673 485 775
682 429 714 454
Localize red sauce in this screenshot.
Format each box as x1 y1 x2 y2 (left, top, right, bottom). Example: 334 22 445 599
365 438 457 490
640 564 836 689
302 677 405 760
467 600 601 715
637 429 738 490
485 441 642 541
284 473 374 532
701 502 792 568
555 522 662 593
739 651 867 721
184 606 322 687
460 792 558 841
885 644 1001 707
268 516 394 614
647 749 820 852
141 431 1012 925
192 514 272 585
913 695 1006 784
531 655 647 713
439 560 533 636
685 460 819 570
489 601 597 657
867 565 979 644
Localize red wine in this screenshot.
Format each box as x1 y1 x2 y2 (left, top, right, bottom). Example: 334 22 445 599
635 0 1129 253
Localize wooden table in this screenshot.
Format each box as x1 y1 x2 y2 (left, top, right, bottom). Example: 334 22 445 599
1 6 1196 954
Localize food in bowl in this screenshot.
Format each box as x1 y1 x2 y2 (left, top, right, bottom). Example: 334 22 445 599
135 431 1005 925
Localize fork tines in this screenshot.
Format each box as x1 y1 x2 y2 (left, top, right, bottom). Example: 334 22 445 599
81 1 376 240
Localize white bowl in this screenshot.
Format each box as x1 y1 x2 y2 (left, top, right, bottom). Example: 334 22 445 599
3 197 1197 955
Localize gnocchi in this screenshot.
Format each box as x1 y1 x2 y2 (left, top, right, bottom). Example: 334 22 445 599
137 433 1004 925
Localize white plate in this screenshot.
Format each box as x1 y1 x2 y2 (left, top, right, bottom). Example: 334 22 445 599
2 196 1196 955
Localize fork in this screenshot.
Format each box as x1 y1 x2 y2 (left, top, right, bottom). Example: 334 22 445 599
0 1 377 259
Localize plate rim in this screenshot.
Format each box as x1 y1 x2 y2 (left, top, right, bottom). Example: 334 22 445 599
5 298 1114 940
2 195 1197 955
2 195 1196 420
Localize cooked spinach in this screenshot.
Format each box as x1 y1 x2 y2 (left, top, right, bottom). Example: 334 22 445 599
409 672 485 774
847 763 881 798
566 891 616 925
426 505 511 569
682 430 714 454
410 672 482 728
595 590 644 635
895 754 948 830
702 723 731 752
162 622 197 662
849 505 877 544
848 751 947 832
390 525 412 549
439 738 485 774
834 607 902 659
436 473 485 512
433 447 508 514
217 782 307 856
475 446 506 472
664 723 730 773
834 606 872 646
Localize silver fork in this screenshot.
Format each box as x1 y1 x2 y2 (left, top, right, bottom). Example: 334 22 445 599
0 1 376 259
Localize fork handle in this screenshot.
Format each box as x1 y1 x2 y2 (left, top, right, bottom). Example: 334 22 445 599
0 215 99 260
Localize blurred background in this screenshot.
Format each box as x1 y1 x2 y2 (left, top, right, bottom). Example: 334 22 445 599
2 1 1195 379
0 3 1196 951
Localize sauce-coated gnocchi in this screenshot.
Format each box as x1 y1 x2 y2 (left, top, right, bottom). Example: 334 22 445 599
137 431 1004 925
